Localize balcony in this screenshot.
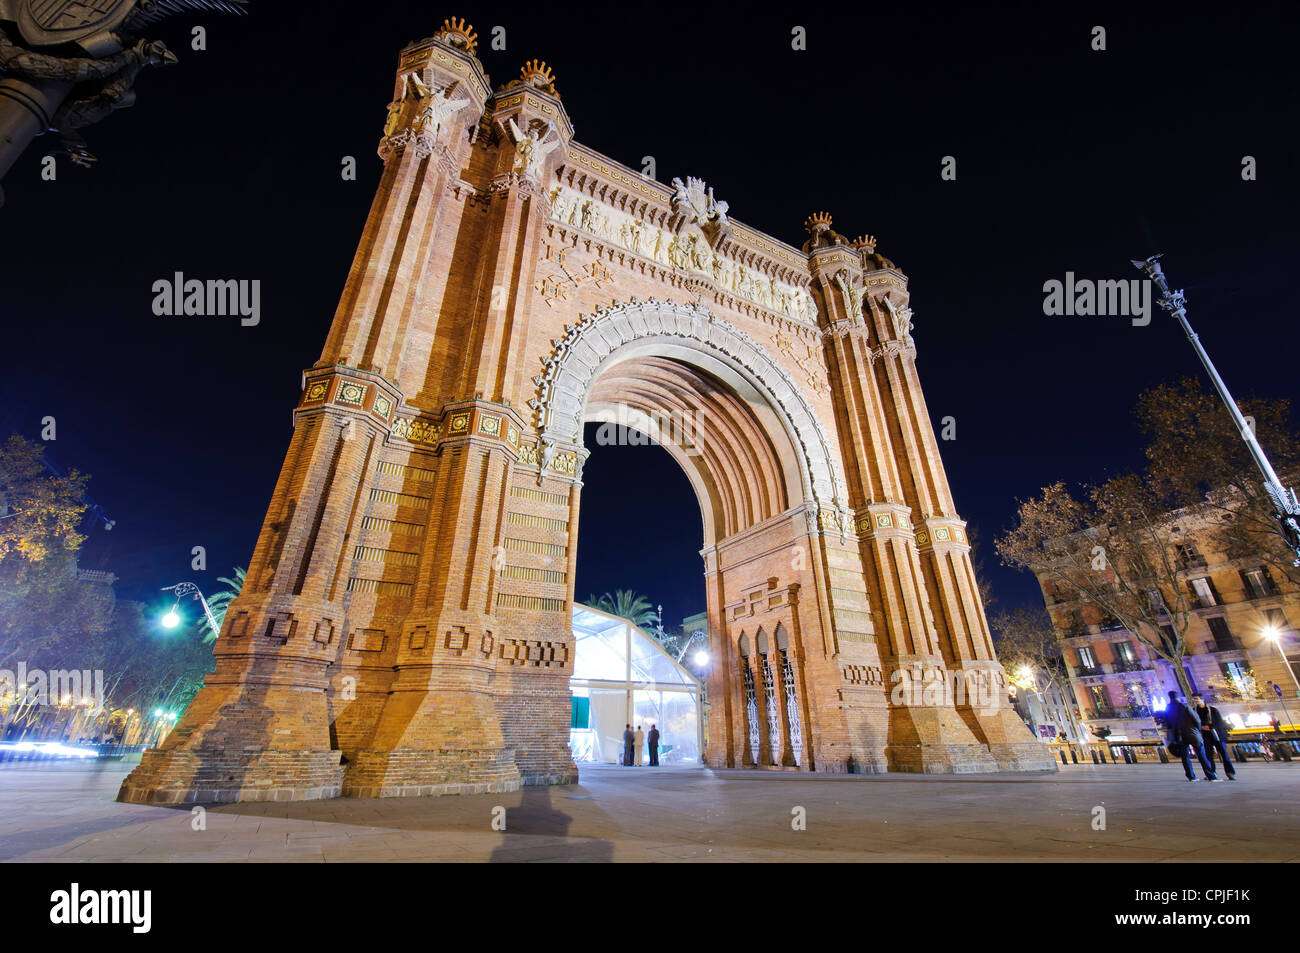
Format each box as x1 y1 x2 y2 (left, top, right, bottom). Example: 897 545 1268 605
1089 704 1153 720
1112 659 1147 673
1075 665 1102 677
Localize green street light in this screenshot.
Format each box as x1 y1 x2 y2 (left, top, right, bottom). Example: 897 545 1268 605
160 581 219 637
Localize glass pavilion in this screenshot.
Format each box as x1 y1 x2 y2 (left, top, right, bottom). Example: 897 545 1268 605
569 603 704 765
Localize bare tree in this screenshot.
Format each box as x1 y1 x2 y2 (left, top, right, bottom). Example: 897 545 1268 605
996 475 1200 698
990 605 1083 742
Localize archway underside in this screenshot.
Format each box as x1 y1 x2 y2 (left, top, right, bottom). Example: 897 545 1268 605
584 355 792 546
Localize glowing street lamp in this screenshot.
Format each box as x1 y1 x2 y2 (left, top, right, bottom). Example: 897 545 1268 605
1262 626 1300 693
160 581 220 637
1261 626 1298 731
693 650 710 668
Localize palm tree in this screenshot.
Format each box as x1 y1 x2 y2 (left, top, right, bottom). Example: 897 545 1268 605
200 567 245 643
586 589 658 628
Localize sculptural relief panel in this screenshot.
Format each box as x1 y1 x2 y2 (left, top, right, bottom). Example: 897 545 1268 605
546 184 819 326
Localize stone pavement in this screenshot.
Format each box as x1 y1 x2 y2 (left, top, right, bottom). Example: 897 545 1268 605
1 760 1297 862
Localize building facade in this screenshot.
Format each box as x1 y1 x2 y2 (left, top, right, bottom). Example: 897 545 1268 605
1010 670 1086 744
119 18 1050 804
1039 511 1300 741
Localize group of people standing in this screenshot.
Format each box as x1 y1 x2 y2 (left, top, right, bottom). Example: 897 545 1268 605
621 723 660 767
1160 690 1237 782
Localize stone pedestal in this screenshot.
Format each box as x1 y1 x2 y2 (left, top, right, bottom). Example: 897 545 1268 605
341 659 521 798
118 638 344 804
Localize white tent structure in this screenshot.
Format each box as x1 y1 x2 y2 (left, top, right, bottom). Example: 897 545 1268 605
569 603 704 765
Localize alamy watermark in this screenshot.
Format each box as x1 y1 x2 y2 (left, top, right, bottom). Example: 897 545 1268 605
152 272 260 326
1042 273 1151 326
591 407 702 456
0 663 105 710
890 664 1002 715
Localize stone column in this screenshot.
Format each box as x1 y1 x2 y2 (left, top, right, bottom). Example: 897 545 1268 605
806 217 997 773
118 368 401 803
858 249 1053 772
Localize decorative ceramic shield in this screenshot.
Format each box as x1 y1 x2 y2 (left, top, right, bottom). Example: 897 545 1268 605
17 0 138 48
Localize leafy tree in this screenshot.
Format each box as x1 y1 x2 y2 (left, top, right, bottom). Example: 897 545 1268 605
198 567 245 643
586 589 659 627
0 435 88 563
0 437 109 667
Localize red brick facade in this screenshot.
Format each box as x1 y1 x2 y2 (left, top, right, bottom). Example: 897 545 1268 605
118 20 1051 805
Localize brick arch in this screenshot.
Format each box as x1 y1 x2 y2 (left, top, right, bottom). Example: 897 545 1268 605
530 298 849 527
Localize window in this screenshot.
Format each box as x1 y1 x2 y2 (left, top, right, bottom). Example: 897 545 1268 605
1116 641 1137 662
1206 616 1240 652
1242 567 1277 599
1221 661 1257 698
1189 577 1218 608
1077 645 1097 670
1159 625 1178 656
1178 542 1203 566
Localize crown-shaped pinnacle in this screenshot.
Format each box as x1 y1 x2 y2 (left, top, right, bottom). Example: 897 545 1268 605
852 235 877 252
804 211 833 232
437 17 478 55
521 59 557 91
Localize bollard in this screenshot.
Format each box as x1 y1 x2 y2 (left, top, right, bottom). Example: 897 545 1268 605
1157 746 1169 763
1060 750 1067 765
1070 749 1078 764
1090 749 1100 764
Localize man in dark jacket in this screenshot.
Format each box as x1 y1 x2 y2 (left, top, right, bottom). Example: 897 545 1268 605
1191 694 1236 779
647 724 660 766
622 724 634 766
1162 690 1217 781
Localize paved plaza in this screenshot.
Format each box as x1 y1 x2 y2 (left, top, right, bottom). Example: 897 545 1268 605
1 760 1297 862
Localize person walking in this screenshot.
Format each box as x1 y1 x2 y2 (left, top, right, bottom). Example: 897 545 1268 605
1191 693 1236 780
633 725 645 766
647 724 660 766
622 724 634 766
1162 690 1217 781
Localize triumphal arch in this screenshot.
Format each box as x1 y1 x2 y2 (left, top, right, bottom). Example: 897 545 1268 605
120 19 1052 804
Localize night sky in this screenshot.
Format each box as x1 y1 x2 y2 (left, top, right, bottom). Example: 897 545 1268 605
2 3 1297 629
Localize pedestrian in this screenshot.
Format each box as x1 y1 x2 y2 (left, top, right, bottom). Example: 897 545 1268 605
633 725 644 766
647 724 660 766
1162 690 1217 781
622 724 634 766
1191 693 1236 780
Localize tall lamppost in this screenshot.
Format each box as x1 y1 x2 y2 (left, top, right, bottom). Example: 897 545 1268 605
160 581 220 638
1262 626 1299 730
1132 255 1300 565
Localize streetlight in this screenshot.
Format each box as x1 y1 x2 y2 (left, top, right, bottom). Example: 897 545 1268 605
693 650 710 668
1262 626 1299 731
1132 255 1300 565
160 581 220 638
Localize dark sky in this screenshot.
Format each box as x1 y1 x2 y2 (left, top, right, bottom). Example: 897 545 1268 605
2 3 1297 629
